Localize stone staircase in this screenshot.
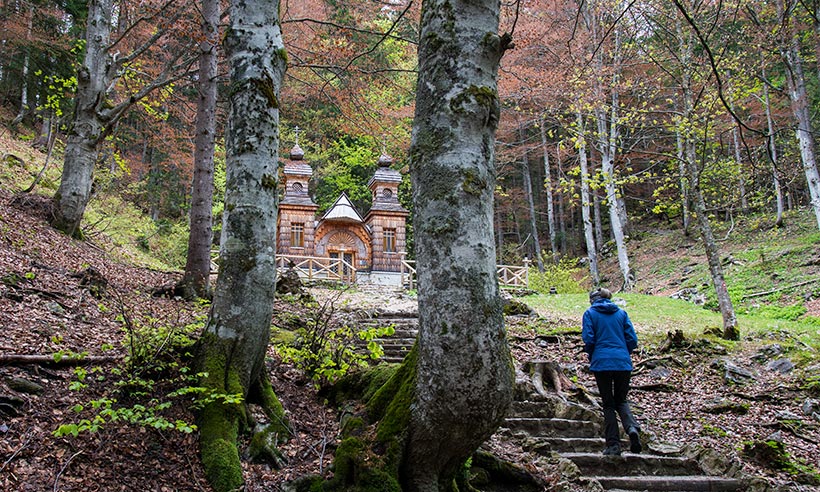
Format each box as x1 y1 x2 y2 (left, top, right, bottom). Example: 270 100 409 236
352 309 751 491
353 309 418 364
500 399 749 491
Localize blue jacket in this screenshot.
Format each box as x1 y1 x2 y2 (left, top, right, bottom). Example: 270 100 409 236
582 299 638 372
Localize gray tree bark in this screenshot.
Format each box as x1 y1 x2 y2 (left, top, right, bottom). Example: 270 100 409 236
179 0 219 299
539 117 558 261
403 0 514 488
778 0 820 229
194 0 288 490
677 29 739 340
575 109 600 286
52 0 195 236
53 0 115 236
763 72 785 227
520 128 543 272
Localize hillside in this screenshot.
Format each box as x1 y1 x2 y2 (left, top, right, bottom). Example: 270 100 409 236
1 128 819 491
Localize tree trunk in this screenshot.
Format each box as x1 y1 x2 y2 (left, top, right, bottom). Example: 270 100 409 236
11 4 33 127
684 143 739 340
556 143 568 253
676 129 691 234
732 125 748 213
576 110 600 285
178 0 219 300
194 1 288 490
592 15 633 290
593 190 604 249
679 50 739 340
52 0 114 237
399 1 514 488
779 0 820 229
763 73 785 227
539 117 558 261
520 129 543 272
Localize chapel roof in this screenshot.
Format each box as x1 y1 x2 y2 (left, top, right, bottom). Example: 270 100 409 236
320 193 364 223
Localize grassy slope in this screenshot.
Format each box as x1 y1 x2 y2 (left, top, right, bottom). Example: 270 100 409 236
0 120 188 271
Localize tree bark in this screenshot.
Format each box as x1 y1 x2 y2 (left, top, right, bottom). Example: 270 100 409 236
762 71 785 227
520 128 543 272
52 0 115 236
778 0 820 229
593 24 633 290
539 117 558 261
400 0 514 489
575 109 600 285
678 34 739 340
52 1 196 236
194 1 287 490
179 0 219 299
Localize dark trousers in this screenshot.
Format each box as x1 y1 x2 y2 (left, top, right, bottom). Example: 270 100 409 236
593 370 639 446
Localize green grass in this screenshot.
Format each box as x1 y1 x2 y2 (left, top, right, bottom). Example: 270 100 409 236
521 293 820 349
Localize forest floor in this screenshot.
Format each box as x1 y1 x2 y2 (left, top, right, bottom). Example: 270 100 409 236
0 134 819 490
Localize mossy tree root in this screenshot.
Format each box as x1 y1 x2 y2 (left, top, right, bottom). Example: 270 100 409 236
196 332 287 491
198 336 245 492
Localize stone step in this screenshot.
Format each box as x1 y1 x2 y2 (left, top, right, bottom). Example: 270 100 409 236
593 475 747 491
562 453 702 476
501 417 600 438
510 400 601 422
381 356 408 364
523 436 606 454
372 338 417 346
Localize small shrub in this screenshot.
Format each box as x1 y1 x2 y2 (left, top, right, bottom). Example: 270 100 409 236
528 257 587 295
274 294 394 386
53 304 208 439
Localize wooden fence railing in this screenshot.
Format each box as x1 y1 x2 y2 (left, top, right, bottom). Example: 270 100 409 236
211 251 528 289
275 254 356 283
398 259 529 289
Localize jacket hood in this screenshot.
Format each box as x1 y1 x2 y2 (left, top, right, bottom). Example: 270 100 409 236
591 299 620 314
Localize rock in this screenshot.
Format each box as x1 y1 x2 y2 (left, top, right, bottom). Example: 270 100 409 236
649 366 672 379
46 301 64 315
648 442 684 455
766 358 794 374
710 359 756 385
775 410 802 421
503 298 535 316
702 398 749 414
8 376 44 395
275 266 306 297
802 399 819 416
752 343 784 363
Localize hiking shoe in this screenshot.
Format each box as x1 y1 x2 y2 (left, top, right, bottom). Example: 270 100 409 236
602 444 622 456
628 427 642 454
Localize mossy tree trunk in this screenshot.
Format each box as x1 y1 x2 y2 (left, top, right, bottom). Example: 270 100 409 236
401 0 515 489
194 1 287 491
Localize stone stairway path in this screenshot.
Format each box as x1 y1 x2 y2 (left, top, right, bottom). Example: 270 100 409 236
500 400 749 491
353 308 750 491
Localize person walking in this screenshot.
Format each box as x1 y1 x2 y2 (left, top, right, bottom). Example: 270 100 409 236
582 287 642 456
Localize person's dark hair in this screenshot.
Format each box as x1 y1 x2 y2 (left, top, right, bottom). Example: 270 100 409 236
589 287 612 304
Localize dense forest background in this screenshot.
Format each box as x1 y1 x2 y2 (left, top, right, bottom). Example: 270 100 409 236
4 0 820 284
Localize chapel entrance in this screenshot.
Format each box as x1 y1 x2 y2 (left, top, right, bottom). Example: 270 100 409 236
329 250 355 278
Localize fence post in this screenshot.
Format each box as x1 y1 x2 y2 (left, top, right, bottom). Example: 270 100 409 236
523 257 530 288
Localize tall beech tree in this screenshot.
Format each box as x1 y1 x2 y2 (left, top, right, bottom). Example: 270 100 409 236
52 0 197 237
193 0 288 490
403 0 514 486
315 0 514 490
